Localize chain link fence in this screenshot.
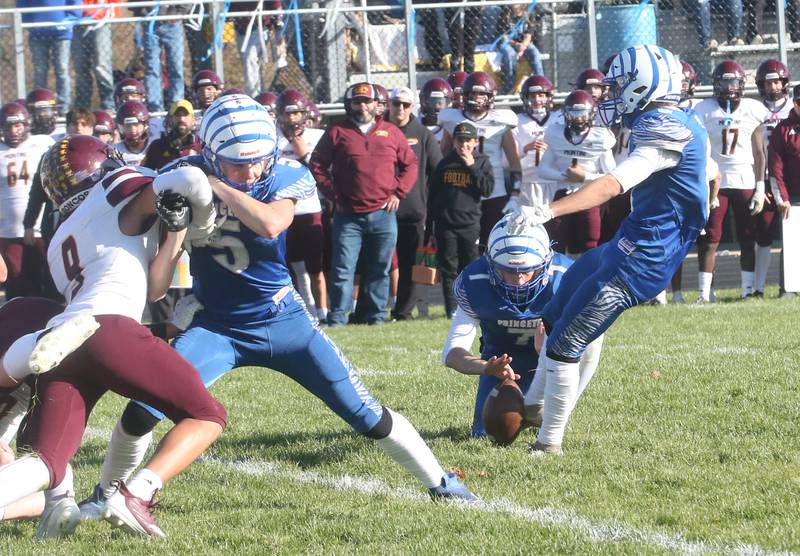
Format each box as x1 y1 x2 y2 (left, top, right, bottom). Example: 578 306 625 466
1 0 798 112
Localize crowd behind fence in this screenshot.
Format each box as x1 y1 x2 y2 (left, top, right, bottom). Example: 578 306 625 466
3 0 800 112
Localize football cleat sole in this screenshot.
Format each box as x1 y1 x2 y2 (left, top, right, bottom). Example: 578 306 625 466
33 496 81 540
29 314 100 374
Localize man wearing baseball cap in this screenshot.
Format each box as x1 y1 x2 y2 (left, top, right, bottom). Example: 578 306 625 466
386 86 442 320
142 99 201 170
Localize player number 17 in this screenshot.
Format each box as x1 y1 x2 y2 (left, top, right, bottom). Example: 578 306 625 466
721 128 739 155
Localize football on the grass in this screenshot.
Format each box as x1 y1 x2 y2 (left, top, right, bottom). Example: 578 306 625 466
482 379 525 446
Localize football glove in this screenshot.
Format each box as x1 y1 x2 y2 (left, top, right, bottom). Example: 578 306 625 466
508 204 554 234
502 195 522 215
156 190 191 232
749 181 765 215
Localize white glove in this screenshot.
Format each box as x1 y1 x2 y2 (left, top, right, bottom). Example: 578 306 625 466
153 166 217 240
709 196 720 210
749 181 765 215
502 195 522 215
508 204 554 234
169 294 204 331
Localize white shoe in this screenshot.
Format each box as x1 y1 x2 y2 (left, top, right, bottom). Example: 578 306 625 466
78 483 107 522
33 495 80 540
28 313 100 374
529 441 563 456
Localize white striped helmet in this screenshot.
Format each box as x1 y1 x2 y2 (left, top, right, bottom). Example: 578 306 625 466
200 93 278 195
599 45 683 127
486 214 553 306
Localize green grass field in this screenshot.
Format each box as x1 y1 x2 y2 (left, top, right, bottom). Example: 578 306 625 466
2 288 799 555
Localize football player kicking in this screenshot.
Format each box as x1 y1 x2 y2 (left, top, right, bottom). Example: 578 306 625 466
0 135 226 539
443 215 603 440
78 94 477 520
509 45 710 455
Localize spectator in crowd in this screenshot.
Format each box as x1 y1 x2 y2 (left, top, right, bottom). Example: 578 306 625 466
690 0 744 51
72 0 121 110
427 122 494 317
416 0 450 69
386 87 442 321
743 0 766 44
495 4 545 94
17 0 80 114
309 82 418 326
142 100 202 170
185 5 213 77
446 4 481 72
130 2 191 112
766 83 800 298
231 0 283 97
65 107 95 135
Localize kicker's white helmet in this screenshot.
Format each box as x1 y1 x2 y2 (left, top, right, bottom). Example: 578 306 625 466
486 214 553 306
200 93 278 196
599 45 683 127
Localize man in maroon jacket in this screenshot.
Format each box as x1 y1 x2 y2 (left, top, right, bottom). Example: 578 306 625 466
142 100 202 171
309 82 419 325
767 83 800 297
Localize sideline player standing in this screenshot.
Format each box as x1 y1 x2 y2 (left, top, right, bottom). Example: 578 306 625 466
79 94 477 516
509 45 709 454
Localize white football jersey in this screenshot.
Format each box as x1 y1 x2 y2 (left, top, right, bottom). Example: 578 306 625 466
0 134 54 238
762 97 792 153
438 107 517 199
277 127 323 216
47 166 159 325
426 124 445 143
112 139 151 166
513 113 557 205
539 121 616 193
694 98 770 189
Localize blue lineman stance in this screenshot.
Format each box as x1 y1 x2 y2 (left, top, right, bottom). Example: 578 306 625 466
443 215 604 438
80 94 476 515
510 45 710 455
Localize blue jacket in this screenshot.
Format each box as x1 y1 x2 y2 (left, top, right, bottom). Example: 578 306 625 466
18 0 81 40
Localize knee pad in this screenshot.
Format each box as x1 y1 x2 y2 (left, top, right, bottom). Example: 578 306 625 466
121 402 162 437
362 406 393 440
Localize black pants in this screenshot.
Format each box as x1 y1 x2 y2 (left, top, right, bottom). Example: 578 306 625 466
393 220 425 320
435 222 480 316
445 7 481 73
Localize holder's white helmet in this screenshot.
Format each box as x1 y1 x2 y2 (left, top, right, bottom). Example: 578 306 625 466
486 214 553 306
599 45 683 127
200 93 278 196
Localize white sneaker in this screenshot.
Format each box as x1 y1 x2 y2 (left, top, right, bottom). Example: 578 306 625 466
78 483 107 521
28 313 100 374
33 495 80 540
529 441 563 456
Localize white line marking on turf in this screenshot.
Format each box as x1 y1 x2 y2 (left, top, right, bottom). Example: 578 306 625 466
202 456 795 556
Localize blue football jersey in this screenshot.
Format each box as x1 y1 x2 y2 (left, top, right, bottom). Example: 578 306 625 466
163 155 316 323
453 253 572 372
622 107 709 257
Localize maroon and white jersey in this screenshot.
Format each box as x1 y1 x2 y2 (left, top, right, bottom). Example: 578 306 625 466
612 126 632 166
112 140 151 166
0 134 54 238
513 113 555 205
438 107 517 199
694 98 769 189
762 98 792 153
47 166 159 325
539 122 616 193
277 127 324 216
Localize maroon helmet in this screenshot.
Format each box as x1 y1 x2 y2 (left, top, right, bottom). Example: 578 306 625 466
222 87 246 97
447 71 469 109
562 90 597 142
25 88 58 135
254 91 278 117
575 68 608 101
115 100 149 144
276 89 310 136
420 78 453 126
343 82 377 115
680 61 698 100
756 59 790 102
92 110 117 139
712 60 746 104
373 84 389 116
463 72 496 119
520 75 554 122
305 101 322 128
192 70 224 109
40 135 123 217
1 102 31 148
114 78 146 108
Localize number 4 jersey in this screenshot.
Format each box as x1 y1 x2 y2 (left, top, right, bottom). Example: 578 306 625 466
0 134 54 238
694 98 769 189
